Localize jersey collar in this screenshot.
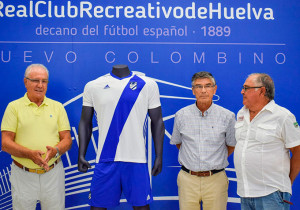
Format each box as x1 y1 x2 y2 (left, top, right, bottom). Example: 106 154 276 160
110 71 133 80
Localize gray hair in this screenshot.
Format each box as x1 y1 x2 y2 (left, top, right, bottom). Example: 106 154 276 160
250 73 275 100
24 64 49 78
191 71 216 86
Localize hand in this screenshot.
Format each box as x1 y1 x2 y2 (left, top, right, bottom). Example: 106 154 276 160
78 156 91 173
30 150 49 171
44 146 56 163
151 156 162 176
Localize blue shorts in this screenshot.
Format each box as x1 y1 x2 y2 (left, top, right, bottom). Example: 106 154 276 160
89 162 153 208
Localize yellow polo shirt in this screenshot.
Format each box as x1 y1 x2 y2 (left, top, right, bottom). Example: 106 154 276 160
1 93 70 169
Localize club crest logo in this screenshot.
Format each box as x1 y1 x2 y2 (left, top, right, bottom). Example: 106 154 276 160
130 82 137 90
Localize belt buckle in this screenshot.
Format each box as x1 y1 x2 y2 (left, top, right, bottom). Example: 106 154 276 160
28 168 46 174
36 169 46 174
199 171 205 177
197 171 211 177
36 164 55 174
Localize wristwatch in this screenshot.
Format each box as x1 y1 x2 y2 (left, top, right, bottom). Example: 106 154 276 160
55 147 60 158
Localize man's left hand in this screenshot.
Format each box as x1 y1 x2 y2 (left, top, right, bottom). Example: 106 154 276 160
44 146 56 164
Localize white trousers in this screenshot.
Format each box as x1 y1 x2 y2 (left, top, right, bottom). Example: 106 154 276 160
10 161 65 210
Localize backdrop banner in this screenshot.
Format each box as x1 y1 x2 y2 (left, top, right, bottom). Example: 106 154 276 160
0 0 299 209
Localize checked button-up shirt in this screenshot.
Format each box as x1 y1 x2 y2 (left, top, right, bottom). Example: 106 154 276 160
171 103 236 172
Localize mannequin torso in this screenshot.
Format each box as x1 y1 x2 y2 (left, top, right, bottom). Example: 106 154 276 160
78 65 165 209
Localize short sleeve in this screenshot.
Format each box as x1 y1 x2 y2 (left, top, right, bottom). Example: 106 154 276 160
148 80 161 110
1 103 17 133
82 83 94 107
57 104 71 132
225 112 237 147
170 112 182 145
282 113 300 148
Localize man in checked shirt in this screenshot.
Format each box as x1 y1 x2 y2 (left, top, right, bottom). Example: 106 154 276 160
170 71 236 210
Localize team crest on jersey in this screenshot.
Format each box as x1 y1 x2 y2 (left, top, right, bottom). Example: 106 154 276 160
130 82 137 90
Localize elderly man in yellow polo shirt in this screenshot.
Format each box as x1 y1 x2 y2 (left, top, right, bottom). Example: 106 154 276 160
1 64 72 210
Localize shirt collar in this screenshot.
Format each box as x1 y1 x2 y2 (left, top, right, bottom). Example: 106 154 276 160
260 100 275 113
242 100 275 122
23 93 48 106
193 102 214 117
242 100 275 113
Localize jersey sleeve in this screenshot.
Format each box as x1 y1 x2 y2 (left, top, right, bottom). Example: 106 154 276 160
1 102 17 133
82 82 94 107
148 79 161 109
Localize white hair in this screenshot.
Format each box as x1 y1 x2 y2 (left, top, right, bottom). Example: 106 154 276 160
24 64 49 78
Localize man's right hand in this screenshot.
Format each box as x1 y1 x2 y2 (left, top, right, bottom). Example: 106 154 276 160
78 156 91 172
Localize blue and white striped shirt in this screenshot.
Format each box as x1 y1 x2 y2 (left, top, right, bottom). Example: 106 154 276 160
83 72 161 163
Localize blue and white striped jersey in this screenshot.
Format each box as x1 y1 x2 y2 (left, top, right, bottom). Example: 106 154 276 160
83 71 161 163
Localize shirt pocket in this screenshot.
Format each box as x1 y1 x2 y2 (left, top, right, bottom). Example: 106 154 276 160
255 124 277 143
213 124 226 142
234 121 244 141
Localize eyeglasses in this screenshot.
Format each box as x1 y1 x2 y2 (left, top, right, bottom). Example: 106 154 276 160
242 86 263 92
26 77 48 84
192 84 215 90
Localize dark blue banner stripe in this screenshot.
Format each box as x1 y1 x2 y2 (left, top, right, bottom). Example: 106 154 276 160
100 75 146 161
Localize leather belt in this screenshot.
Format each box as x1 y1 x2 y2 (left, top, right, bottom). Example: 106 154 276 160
181 165 224 177
13 159 60 174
